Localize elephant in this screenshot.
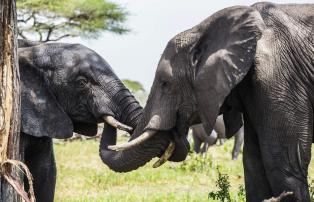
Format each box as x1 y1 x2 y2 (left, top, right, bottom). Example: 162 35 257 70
18 40 142 202
191 115 244 159
101 3 314 202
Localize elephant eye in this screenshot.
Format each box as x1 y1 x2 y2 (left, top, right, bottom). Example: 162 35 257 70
161 81 168 89
76 76 88 89
161 80 173 94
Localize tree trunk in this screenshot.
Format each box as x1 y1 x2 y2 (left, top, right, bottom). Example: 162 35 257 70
0 0 21 201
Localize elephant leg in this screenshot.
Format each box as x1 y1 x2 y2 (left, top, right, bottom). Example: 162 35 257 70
218 138 225 145
257 95 312 202
23 134 56 202
206 131 217 146
260 126 311 200
261 141 310 202
200 142 208 154
243 116 272 201
192 132 202 154
232 127 244 160
199 132 216 154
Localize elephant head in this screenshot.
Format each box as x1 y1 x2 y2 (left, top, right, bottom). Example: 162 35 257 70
18 42 142 148
100 6 265 172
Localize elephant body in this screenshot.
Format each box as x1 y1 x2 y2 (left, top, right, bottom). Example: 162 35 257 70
191 115 244 159
18 40 142 202
102 3 314 202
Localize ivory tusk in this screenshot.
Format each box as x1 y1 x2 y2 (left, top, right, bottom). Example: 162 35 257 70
103 116 133 132
108 130 156 151
153 141 175 168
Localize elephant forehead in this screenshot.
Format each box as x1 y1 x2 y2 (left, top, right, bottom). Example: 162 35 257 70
62 52 81 68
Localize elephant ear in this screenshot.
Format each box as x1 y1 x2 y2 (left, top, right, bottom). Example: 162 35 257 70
223 109 243 139
220 91 243 139
192 6 265 135
20 62 73 139
73 122 98 137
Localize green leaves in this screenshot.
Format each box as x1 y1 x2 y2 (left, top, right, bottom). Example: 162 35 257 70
208 168 232 202
122 79 145 93
178 153 214 172
17 0 128 41
122 79 148 106
208 168 246 202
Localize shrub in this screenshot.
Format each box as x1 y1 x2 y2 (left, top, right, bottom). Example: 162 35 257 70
208 168 232 202
236 185 246 202
208 168 245 202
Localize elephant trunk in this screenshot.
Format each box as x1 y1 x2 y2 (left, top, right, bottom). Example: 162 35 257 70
99 114 189 172
117 89 142 129
99 88 190 172
99 129 171 172
98 83 170 172
99 96 174 172
101 77 143 129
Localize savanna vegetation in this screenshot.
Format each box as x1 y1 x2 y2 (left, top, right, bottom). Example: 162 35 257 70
54 135 314 202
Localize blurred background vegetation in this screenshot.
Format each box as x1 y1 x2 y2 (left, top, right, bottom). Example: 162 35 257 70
17 0 128 42
122 79 148 105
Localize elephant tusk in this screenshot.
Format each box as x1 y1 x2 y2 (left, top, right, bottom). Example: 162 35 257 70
103 116 133 133
108 130 156 151
152 141 175 168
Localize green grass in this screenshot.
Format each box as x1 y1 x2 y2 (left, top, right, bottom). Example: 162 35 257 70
54 138 314 202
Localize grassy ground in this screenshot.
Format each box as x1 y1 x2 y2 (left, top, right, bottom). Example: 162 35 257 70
54 137 314 202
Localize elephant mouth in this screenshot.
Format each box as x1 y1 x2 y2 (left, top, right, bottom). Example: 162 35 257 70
166 128 190 162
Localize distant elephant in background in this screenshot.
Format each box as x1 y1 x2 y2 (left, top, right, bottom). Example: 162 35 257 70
18 40 142 202
191 115 244 159
103 3 314 201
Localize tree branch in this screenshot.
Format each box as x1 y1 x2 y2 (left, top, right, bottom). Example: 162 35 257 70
45 25 55 42
44 34 75 42
17 31 27 40
17 12 33 24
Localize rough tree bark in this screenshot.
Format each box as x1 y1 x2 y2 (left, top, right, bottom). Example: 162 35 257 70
0 0 22 201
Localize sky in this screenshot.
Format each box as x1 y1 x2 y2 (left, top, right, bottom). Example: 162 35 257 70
63 0 313 90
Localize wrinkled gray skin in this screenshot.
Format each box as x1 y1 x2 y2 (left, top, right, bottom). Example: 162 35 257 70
191 115 244 159
102 3 314 202
18 40 142 202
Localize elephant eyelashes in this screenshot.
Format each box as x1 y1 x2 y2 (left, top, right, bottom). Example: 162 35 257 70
76 76 88 89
